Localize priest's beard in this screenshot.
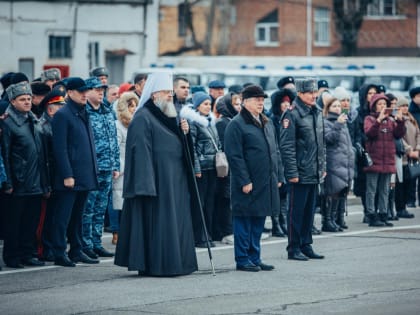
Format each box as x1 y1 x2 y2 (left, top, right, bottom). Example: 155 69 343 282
154 96 177 118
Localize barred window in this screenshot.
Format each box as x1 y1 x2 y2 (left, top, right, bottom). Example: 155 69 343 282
49 36 72 59
314 8 330 46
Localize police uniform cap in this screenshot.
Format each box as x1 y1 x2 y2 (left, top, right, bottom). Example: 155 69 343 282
295 78 318 93
277 76 295 89
6 81 32 100
39 88 66 109
409 87 420 99
89 67 109 78
208 80 226 89
242 85 267 100
41 68 61 82
85 76 108 89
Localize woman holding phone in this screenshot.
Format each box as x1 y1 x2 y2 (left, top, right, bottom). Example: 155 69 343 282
363 94 406 227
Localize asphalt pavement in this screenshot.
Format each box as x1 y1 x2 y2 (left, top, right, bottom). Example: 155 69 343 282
1 200 420 315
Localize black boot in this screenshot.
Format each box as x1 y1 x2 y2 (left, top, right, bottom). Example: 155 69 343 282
322 197 339 232
387 187 398 220
379 213 393 227
271 215 285 237
279 197 288 235
368 213 386 227
336 197 348 229
330 198 343 232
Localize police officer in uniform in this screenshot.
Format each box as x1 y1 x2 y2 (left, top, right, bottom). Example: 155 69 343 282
280 78 326 261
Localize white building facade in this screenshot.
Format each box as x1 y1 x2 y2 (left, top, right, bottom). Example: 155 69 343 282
0 0 158 84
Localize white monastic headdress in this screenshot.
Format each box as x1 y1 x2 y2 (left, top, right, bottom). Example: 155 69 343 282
137 71 173 110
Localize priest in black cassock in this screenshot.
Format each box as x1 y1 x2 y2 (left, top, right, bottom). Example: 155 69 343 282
114 71 198 276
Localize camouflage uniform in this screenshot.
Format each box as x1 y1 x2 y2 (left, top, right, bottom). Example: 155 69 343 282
82 102 120 250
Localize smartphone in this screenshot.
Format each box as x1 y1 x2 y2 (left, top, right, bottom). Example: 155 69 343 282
341 108 349 115
384 108 393 115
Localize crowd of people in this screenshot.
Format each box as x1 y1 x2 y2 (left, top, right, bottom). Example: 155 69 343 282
0 66 419 274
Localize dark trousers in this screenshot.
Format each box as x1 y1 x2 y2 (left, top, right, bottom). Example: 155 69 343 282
213 177 232 240
288 183 317 253
407 173 418 205
233 216 265 266
3 194 42 264
51 190 88 258
41 194 57 257
193 169 217 244
396 166 412 211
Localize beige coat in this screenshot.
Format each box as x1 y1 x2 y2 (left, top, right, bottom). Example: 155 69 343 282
402 116 420 165
112 120 127 210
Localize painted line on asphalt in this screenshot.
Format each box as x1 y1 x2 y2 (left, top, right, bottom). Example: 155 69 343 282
2 224 420 276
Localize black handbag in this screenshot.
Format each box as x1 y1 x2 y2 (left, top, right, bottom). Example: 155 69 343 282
356 143 373 167
407 159 420 179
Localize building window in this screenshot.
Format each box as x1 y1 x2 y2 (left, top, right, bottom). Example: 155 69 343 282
88 42 100 70
314 8 330 47
49 36 72 58
367 0 397 16
255 9 279 47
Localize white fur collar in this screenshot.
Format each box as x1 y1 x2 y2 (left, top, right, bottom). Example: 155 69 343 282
180 105 216 128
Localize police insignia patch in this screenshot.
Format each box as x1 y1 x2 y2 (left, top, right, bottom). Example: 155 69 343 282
283 118 290 128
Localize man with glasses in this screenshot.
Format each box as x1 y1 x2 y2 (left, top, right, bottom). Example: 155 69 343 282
115 72 198 276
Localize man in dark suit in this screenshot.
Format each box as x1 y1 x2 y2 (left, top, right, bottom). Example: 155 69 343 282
51 77 99 267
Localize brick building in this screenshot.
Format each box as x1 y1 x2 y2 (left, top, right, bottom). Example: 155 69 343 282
159 0 420 57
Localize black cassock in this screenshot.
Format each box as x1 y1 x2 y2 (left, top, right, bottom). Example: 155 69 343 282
114 100 198 276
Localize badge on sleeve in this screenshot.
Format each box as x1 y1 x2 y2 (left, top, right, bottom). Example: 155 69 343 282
282 118 290 129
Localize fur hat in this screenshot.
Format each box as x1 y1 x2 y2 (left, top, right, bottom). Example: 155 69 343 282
369 94 389 111
10 72 29 84
41 68 61 82
89 67 109 77
333 86 351 101
242 85 267 100
6 81 32 100
30 82 51 96
295 78 318 93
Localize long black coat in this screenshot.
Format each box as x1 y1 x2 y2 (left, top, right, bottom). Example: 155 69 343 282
51 98 98 191
224 107 280 217
323 113 355 196
1 105 50 196
115 100 198 276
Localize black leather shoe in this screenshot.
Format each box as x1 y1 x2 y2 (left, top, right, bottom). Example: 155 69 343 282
406 202 416 208
39 253 55 262
257 262 275 271
70 252 99 264
84 248 99 259
288 252 309 261
22 257 45 266
93 247 114 257
6 261 25 268
54 256 76 267
397 209 415 219
311 225 322 235
236 263 261 272
301 248 325 259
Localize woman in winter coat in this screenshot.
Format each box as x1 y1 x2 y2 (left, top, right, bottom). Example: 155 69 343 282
322 98 355 232
354 83 378 223
269 88 294 237
213 93 240 244
395 97 418 219
111 92 139 245
364 94 406 227
181 92 221 248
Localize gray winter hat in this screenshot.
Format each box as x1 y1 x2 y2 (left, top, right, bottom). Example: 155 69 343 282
295 78 318 93
6 81 32 100
41 68 61 82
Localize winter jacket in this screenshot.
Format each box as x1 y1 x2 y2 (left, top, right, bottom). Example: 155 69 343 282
224 107 280 216
112 120 127 210
323 112 355 195
86 102 120 172
364 114 405 173
279 96 326 184
181 105 220 174
1 105 50 195
51 98 98 191
401 114 420 165
409 100 420 127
